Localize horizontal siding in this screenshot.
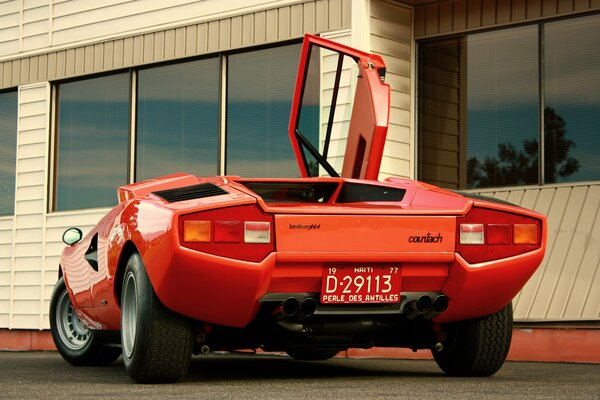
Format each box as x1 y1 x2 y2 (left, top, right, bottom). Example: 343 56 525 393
415 0 600 39
0 0 351 90
0 0 20 56
476 184 600 321
0 217 14 328
9 83 48 329
371 0 413 179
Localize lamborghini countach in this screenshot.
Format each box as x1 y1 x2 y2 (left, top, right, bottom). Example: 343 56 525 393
50 34 547 383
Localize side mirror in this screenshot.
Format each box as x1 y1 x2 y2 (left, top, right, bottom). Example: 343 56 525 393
62 228 83 245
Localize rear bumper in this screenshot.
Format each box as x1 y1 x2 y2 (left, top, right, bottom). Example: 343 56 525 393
151 241 544 328
436 249 546 323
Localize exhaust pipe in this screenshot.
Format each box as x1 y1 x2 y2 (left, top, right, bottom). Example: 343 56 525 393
404 295 432 320
282 297 300 317
300 297 317 318
432 295 449 312
423 295 450 320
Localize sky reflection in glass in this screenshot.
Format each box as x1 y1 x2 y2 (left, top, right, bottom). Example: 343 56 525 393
56 74 130 211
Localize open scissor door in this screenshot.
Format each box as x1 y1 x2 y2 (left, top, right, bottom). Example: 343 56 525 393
288 34 390 180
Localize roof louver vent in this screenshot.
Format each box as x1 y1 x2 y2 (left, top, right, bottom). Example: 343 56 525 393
153 183 228 203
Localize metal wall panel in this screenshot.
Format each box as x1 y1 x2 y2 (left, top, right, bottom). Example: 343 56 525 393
414 0 600 39
0 0 351 90
477 184 600 321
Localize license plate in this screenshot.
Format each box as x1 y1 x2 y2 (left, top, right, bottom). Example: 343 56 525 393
320 266 401 304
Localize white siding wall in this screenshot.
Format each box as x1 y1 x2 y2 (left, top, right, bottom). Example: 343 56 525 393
0 217 13 327
10 83 47 329
0 0 350 57
371 0 413 179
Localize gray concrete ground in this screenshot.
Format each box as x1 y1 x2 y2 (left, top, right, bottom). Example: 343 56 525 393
0 351 598 400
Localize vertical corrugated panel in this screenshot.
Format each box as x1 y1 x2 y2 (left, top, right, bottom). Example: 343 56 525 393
475 184 600 321
0 0 352 90
10 83 48 329
414 0 600 39
371 0 413 179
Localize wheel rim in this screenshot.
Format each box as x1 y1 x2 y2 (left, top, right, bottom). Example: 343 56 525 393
55 290 91 350
121 270 138 359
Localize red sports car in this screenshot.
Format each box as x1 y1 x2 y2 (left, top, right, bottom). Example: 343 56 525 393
50 34 547 383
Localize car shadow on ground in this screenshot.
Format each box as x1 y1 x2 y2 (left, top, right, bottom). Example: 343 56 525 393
182 354 444 382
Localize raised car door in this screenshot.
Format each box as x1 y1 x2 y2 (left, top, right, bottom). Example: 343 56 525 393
288 34 390 180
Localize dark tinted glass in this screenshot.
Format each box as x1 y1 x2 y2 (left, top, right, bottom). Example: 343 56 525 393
136 58 219 181
418 26 539 189
55 74 130 211
0 90 17 216
544 14 600 184
226 44 301 177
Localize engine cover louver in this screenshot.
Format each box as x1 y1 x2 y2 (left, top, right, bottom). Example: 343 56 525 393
153 183 228 202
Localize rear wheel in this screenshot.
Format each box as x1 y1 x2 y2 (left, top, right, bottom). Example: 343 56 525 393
286 350 339 361
432 303 513 377
49 277 121 366
120 253 193 383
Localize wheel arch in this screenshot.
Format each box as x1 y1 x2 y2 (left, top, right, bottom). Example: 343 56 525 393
114 241 140 307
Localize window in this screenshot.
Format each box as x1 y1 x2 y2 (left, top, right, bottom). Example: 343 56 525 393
136 59 220 181
55 73 130 211
0 90 17 216
53 43 302 211
544 14 600 184
418 14 600 189
226 44 301 177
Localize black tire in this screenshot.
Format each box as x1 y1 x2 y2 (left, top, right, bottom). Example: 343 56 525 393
432 303 513 377
49 277 121 366
286 350 340 361
120 253 193 383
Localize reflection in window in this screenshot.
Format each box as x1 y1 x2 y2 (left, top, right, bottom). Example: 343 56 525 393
296 44 356 177
0 90 17 216
136 59 219 181
418 26 539 189
544 14 600 184
226 44 301 177
55 74 130 211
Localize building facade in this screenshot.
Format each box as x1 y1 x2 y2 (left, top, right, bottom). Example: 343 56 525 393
0 0 599 345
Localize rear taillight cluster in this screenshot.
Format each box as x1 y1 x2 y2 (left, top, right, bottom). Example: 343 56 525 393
456 207 542 264
179 205 274 262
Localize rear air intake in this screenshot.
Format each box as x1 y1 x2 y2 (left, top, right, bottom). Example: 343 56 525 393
153 183 228 203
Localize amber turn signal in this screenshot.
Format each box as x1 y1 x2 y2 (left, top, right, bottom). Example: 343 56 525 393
514 224 538 244
183 220 211 242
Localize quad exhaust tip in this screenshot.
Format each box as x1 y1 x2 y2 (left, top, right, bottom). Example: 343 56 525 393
280 297 317 319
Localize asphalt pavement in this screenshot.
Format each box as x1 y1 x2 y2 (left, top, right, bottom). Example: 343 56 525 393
0 351 598 400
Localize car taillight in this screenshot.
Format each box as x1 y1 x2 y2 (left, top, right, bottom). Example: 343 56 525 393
456 207 542 264
180 205 274 262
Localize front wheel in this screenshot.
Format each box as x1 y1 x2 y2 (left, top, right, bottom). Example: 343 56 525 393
49 277 121 366
432 303 513 377
120 253 193 383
